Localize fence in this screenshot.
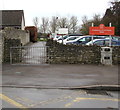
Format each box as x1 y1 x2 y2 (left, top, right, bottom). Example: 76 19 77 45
10 46 48 65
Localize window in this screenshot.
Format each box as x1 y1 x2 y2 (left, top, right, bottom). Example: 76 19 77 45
112 41 118 46
78 37 91 42
85 37 91 42
94 40 104 46
67 37 77 41
56 36 60 38
105 40 110 46
63 36 68 39
78 37 86 42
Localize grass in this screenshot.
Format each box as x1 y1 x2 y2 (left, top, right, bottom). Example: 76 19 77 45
37 38 48 41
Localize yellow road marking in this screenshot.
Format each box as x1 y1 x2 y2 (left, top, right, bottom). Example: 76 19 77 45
0 93 28 110
65 97 120 108
65 103 72 108
73 97 120 102
30 95 73 107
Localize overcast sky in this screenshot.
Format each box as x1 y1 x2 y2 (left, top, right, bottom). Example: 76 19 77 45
0 0 112 26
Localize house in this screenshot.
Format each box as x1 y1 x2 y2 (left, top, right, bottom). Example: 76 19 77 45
0 10 25 30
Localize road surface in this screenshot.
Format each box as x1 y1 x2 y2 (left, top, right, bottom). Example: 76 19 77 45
1 87 119 109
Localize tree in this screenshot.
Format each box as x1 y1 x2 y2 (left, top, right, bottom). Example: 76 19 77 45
75 25 82 34
101 9 114 26
81 16 92 35
81 14 101 35
69 16 78 33
40 17 49 34
50 16 58 33
111 0 120 35
33 17 39 30
102 0 120 35
58 17 68 28
92 14 101 26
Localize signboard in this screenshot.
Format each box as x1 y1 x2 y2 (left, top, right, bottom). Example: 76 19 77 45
58 28 68 35
89 24 115 35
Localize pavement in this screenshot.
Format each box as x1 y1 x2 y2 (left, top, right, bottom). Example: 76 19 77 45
1 63 120 90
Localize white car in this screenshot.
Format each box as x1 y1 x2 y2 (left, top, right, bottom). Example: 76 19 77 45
65 35 88 44
66 35 107 45
58 36 81 44
86 39 102 45
57 35 69 42
53 35 62 41
86 39 120 46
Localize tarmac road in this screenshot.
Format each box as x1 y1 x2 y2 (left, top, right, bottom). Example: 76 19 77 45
1 87 120 109
2 64 119 88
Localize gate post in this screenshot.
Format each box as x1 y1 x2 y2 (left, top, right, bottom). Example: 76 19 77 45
10 47 12 65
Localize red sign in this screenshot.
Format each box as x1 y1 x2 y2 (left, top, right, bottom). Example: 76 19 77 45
89 24 115 35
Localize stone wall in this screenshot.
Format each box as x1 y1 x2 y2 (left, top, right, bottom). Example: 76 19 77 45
112 46 120 65
0 31 4 64
46 39 101 64
3 38 21 62
1 28 30 63
46 39 120 65
3 27 30 45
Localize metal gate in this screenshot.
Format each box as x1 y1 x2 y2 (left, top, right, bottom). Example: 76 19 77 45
10 46 48 65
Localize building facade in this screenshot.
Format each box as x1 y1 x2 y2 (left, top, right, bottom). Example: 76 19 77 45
0 10 25 30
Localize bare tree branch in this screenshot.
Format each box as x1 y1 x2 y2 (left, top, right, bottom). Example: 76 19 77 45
33 17 39 29
50 16 58 33
69 16 78 33
40 17 49 33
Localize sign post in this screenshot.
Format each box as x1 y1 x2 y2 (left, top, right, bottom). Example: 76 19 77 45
91 23 94 45
89 24 115 46
109 23 112 46
58 28 68 44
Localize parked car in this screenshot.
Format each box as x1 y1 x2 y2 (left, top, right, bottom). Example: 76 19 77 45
111 36 120 41
66 35 107 45
57 34 83 42
58 36 81 44
53 35 62 41
57 35 70 41
86 39 120 46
